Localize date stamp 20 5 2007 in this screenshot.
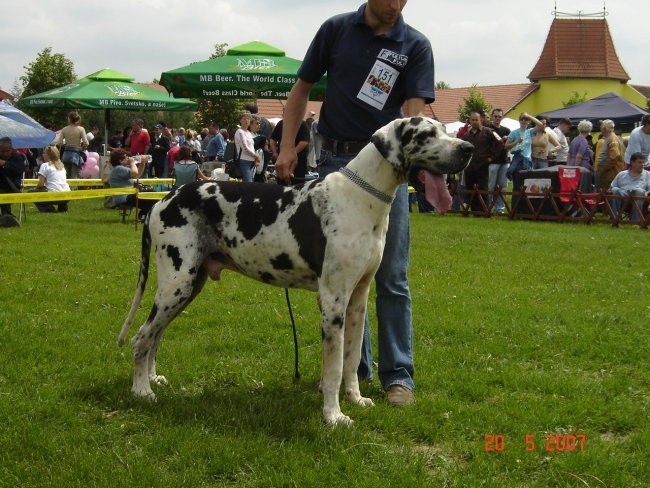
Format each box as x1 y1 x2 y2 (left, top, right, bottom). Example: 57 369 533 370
484 434 586 452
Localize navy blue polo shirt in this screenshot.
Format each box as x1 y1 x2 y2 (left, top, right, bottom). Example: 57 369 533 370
298 3 435 142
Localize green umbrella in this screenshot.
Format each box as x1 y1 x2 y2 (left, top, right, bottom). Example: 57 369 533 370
19 68 197 152
20 68 197 111
159 41 326 101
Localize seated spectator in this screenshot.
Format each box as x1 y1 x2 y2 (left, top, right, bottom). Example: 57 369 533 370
31 146 70 213
171 146 210 189
107 148 154 221
610 152 650 222
0 137 26 217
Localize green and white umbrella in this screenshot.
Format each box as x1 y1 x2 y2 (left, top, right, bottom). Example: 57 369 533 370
20 68 197 151
159 41 326 100
20 68 197 111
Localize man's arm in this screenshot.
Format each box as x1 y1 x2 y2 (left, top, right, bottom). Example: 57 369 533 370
405 98 426 117
275 79 314 182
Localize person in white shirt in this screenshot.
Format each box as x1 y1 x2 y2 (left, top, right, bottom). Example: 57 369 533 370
610 151 650 221
32 146 71 213
551 118 571 164
86 125 99 142
624 115 650 164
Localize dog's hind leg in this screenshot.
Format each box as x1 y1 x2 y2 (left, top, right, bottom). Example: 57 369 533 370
131 265 208 399
343 278 375 409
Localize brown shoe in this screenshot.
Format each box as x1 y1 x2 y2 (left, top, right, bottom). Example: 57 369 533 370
386 384 414 406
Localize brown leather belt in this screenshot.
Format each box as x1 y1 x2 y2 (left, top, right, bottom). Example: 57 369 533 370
320 135 369 156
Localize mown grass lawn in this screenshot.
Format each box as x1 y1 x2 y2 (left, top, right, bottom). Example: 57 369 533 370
1 199 648 487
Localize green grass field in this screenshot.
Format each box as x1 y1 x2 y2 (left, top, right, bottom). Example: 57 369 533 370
1 199 648 487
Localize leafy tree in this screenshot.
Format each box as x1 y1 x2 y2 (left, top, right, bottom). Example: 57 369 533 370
19 47 76 128
436 80 451 90
194 43 246 136
9 79 22 99
562 90 588 107
457 84 492 121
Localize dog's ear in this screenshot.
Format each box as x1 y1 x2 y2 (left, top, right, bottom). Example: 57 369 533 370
371 117 421 165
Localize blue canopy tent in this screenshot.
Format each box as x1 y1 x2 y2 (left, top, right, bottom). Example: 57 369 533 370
0 100 56 148
539 92 649 132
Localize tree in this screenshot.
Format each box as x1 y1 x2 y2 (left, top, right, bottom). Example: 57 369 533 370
18 47 76 128
194 43 246 136
457 84 492 121
562 90 588 107
436 80 451 90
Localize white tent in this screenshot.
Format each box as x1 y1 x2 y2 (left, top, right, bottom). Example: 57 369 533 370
500 117 520 131
444 121 466 136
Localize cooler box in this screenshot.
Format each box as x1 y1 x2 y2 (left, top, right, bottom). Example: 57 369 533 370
512 165 593 216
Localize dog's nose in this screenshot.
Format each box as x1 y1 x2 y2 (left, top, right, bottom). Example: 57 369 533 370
460 141 474 155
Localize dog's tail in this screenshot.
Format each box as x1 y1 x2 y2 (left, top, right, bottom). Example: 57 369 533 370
117 216 152 347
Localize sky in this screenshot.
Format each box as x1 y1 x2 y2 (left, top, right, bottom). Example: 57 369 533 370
1 0 648 95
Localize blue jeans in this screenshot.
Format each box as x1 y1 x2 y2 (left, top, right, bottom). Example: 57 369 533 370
488 164 508 211
238 159 254 183
319 150 414 391
611 188 645 221
531 157 549 170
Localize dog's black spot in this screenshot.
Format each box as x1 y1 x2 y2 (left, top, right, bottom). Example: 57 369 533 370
260 272 275 283
202 196 225 225
174 288 182 296
224 236 237 248
288 196 326 277
401 127 415 147
147 302 158 323
166 245 183 271
279 190 295 211
271 253 294 270
159 202 188 228
332 316 343 328
371 133 395 161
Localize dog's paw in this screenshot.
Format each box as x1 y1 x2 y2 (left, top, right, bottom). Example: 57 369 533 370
150 375 168 386
356 397 375 408
345 389 374 408
323 409 354 426
131 385 156 401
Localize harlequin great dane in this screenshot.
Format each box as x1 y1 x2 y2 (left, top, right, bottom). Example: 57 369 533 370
118 117 472 426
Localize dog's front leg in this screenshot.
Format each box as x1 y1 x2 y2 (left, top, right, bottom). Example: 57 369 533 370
320 296 351 426
343 280 375 408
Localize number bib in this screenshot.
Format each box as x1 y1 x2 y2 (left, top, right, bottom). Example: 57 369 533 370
357 60 399 110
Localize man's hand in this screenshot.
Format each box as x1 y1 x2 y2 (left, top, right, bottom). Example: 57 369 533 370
275 148 297 184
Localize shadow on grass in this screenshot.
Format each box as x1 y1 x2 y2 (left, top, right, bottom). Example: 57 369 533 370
73 372 350 438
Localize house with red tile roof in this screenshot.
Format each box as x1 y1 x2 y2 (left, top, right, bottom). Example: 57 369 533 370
434 13 648 127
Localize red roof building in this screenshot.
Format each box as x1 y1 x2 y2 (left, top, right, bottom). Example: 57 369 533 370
528 17 630 82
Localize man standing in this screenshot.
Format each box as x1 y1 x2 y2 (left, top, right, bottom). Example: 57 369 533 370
551 117 571 165
461 112 501 212
150 124 171 177
487 108 511 214
206 123 226 162
275 0 435 405
624 114 650 165
125 119 151 157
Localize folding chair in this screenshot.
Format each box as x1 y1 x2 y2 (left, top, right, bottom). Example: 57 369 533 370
557 166 597 221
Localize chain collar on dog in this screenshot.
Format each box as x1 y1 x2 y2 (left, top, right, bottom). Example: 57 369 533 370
339 167 394 204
